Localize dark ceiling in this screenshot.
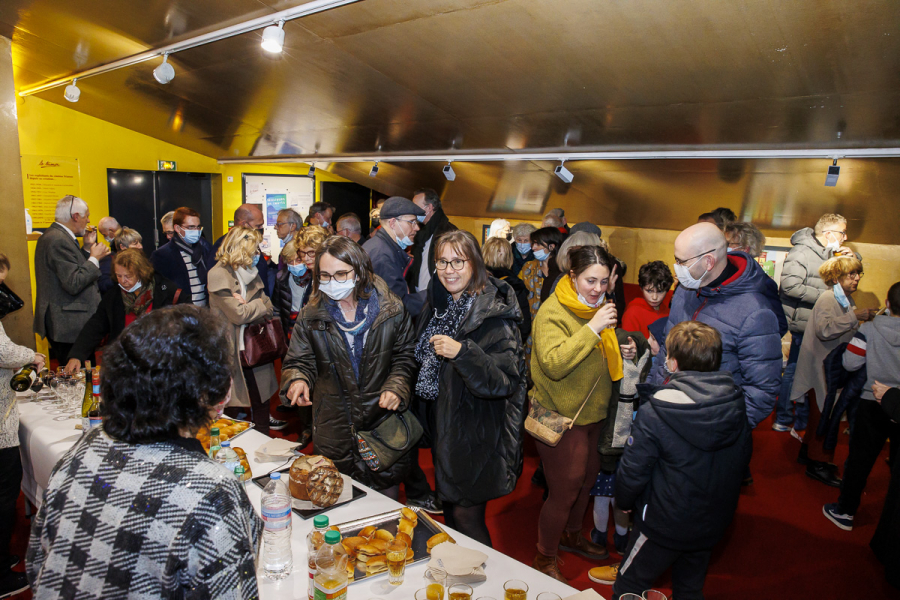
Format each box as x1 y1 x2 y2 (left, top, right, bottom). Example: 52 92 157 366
4 0 900 242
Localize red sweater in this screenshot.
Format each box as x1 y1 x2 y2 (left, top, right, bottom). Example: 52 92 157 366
622 293 671 340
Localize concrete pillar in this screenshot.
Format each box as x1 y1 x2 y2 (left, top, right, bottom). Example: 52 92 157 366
0 36 35 348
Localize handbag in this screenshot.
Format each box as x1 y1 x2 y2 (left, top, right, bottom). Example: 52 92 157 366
0 283 24 319
324 331 423 472
525 372 605 447
240 317 288 367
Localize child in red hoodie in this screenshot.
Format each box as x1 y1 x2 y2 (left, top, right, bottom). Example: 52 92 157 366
622 261 674 339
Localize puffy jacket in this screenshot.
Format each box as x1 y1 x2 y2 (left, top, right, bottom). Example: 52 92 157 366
363 227 426 317
616 371 752 551
416 277 527 507
487 266 532 340
652 252 782 427
780 228 841 334
279 277 418 490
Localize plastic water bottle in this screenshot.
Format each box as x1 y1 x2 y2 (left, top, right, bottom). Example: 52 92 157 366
215 441 240 474
262 472 293 579
307 515 330 600
314 530 347 600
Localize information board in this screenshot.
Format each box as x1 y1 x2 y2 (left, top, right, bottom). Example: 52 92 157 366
243 173 314 257
21 155 81 229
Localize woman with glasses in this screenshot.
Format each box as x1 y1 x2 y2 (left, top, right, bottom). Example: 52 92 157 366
413 230 526 546
791 255 878 487
208 227 278 434
280 236 417 497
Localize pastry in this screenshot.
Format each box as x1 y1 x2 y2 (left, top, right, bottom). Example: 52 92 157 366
307 465 344 507
288 455 334 500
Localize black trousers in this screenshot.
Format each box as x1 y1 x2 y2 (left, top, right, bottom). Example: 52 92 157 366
838 400 900 515
242 367 270 435
0 447 22 574
47 340 73 364
403 447 434 500
613 523 711 600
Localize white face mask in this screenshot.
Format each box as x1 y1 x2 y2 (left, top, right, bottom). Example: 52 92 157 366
104 235 115 244
577 292 605 308
319 278 356 301
824 233 841 253
119 280 141 293
673 256 710 290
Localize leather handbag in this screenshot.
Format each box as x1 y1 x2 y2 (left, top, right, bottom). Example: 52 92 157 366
0 283 24 319
525 372 605 447
240 318 288 367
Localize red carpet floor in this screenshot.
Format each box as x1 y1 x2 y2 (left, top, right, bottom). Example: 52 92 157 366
9 406 898 599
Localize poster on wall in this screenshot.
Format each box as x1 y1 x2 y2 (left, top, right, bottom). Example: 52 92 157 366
243 173 314 257
756 246 791 288
21 155 81 229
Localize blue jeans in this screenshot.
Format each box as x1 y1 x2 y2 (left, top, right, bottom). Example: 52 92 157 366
775 332 809 429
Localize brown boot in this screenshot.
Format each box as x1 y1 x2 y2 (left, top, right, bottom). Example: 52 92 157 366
559 529 609 561
532 552 567 583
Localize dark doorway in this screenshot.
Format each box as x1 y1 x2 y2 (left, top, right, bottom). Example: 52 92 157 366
321 182 372 238
107 170 214 249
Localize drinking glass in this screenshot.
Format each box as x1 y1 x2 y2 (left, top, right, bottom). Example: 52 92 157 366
416 590 431 600
448 584 472 600
476 597 498 600
425 569 447 600
503 580 528 600
642 592 668 600
536 593 560 600
385 539 408 586
619 595 643 600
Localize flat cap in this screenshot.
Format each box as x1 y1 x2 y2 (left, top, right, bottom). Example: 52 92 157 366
380 196 425 220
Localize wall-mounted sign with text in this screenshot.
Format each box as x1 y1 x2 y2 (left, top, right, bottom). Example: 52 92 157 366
21 155 81 230
158 160 177 170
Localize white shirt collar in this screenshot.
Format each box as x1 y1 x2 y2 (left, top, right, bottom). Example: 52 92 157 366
55 221 78 241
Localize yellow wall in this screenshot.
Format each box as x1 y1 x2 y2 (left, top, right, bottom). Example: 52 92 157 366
447 215 898 310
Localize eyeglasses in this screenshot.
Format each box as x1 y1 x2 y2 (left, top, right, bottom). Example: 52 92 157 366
319 270 355 283
164 231 175 239
181 225 203 231
847 271 864 279
297 250 316 259
436 258 469 271
396 218 418 226
825 230 848 240
275 221 291 228
674 247 718 266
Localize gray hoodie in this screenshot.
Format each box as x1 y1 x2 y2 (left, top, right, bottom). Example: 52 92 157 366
843 314 900 401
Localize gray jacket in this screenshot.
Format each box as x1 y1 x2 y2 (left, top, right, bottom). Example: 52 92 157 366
843 315 900 401
33 223 101 343
779 228 843 334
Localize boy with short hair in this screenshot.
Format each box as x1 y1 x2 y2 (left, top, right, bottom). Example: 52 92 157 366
622 261 674 339
612 321 752 600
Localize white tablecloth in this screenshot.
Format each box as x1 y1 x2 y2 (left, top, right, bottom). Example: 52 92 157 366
17 395 591 599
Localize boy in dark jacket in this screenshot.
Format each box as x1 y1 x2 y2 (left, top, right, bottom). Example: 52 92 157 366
613 321 752 600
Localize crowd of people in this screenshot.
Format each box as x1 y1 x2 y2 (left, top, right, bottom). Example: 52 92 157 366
0 191 895 599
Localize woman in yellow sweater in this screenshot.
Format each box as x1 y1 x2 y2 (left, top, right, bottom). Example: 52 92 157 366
530 245 627 583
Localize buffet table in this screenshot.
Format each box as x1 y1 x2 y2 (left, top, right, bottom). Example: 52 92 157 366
16 394 593 600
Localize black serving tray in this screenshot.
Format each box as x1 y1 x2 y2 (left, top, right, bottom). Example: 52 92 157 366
252 467 367 520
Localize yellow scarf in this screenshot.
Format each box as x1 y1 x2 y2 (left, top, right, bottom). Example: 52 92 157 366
555 277 624 381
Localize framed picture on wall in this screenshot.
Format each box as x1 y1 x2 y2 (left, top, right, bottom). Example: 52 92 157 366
482 224 491 245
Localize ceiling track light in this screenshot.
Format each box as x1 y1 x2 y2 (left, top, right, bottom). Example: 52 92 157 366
825 158 840 187
369 161 379 177
153 53 175 84
442 161 456 181
554 160 574 183
63 79 80 103
261 20 285 53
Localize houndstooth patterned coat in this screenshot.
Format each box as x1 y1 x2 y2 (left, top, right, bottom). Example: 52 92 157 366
27 427 263 599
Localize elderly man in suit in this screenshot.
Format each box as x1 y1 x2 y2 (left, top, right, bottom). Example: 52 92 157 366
34 195 111 363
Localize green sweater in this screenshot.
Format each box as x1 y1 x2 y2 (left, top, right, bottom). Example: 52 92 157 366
530 295 613 425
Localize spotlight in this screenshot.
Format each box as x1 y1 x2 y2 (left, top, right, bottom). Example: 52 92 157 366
825 159 840 187
369 162 379 177
443 163 456 181
307 164 315 177
63 79 80 103
153 54 175 84
261 21 285 53
554 162 574 183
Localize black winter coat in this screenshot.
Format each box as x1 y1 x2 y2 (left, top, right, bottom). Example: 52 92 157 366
616 371 752 551
68 276 186 362
486 267 531 340
415 277 527 507
279 277 418 490
407 208 457 292
271 268 312 340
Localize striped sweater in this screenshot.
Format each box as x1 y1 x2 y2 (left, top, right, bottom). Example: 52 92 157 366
842 314 900 401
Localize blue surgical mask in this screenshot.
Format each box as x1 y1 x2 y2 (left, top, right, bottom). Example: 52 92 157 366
533 249 549 262
119 280 141 294
182 229 201 245
288 263 307 277
833 283 850 309
392 223 413 249
516 242 532 255
252 254 260 267
416 215 426 223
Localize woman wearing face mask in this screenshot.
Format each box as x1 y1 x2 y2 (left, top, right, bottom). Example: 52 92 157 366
208 227 278 434
280 236 417 497
65 249 188 374
791 255 878 487
414 231 527 547
520 227 566 365
272 226 328 342
530 245 623 582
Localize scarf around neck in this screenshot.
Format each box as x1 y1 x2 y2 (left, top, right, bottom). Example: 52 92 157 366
172 233 206 270
555 276 623 381
122 277 154 317
415 287 475 401
325 288 380 380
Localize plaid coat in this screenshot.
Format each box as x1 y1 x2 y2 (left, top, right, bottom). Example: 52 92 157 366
27 427 263 599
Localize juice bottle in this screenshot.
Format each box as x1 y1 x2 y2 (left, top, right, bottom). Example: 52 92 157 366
314 530 347 600
307 515 330 600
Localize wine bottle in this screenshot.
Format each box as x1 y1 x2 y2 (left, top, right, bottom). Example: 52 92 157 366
88 367 102 429
81 361 93 431
10 365 36 392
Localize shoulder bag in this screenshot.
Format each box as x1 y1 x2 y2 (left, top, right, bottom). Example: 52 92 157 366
525 372 605 447
240 317 288 367
323 327 423 472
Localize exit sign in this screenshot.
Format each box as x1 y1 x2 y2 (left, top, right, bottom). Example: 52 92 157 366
158 160 177 170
